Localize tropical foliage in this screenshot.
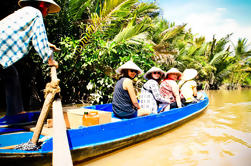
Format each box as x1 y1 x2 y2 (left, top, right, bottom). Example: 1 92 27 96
15 0 251 108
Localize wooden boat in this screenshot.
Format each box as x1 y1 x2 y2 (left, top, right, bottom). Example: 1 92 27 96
0 93 209 165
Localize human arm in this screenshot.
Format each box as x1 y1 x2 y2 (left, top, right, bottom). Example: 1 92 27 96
123 78 140 109
31 9 60 65
150 80 169 103
172 82 182 108
192 81 198 97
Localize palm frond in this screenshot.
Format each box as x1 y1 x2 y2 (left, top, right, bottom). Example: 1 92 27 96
209 50 230 65
69 0 97 21
100 0 137 21
159 24 186 43
112 16 151 43
130 2 159 18
126 32 151 45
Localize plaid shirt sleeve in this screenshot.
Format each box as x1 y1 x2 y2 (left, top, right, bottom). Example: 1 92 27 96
0 6 52 68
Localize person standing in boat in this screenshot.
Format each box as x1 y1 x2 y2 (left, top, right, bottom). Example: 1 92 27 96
179 69 199 105
0 0 60 116
112 61 150 119
160 68 182 109
139 67 169 114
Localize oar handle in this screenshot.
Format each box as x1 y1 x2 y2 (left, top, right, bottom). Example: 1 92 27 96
50 66 58 81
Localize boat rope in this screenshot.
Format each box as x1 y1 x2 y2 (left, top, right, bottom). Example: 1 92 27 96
44 79 61 99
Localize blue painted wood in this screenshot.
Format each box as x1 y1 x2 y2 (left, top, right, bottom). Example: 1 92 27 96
0 112 41 135
0 112 40 126
0 128 25 134
0 93 209 164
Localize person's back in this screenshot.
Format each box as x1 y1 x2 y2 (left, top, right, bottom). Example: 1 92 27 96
112 77 136 118
180 80 197 103
160 68 182 109
112 61 150 119
179 69 198 104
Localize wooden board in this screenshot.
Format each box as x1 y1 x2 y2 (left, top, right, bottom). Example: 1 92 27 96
63 108 112 129
23 125 53 136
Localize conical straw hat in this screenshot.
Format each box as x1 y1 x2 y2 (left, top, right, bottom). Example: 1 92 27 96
181 69 198 81
116 61 143 75
144 67 165 80
165 68 182 77
18 0 61 13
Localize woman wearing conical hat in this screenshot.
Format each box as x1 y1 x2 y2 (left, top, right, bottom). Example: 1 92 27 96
139 67 169 114
112 61 150 119
160 68 183 109
0 0 60 116
178 69 198 105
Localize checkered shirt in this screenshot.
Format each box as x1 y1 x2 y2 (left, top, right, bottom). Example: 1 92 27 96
0 6 52 68
139 79 169 114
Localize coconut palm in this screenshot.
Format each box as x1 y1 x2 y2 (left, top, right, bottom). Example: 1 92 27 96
226 38 251 88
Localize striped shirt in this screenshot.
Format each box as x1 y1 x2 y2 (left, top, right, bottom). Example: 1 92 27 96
0 6 52 68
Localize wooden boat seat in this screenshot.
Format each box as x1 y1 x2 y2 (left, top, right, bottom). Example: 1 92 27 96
63 108 112 129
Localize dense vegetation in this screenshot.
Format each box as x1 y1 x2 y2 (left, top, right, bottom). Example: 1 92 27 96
3 0 250 109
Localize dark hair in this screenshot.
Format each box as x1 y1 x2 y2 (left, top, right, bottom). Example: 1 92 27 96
120 69 129 77
147 73 162 83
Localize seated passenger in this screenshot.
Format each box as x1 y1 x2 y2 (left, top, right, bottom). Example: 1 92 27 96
179 69 198 105
112 61 150 119
160 68 182 109
139 67 169 114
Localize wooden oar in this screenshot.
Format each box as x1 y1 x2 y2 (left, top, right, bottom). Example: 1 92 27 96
51 67 73 166
30 66 58 145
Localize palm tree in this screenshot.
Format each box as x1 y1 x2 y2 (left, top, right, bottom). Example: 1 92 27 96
227 38 251 88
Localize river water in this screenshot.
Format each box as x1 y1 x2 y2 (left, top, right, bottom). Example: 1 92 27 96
79 89 251 166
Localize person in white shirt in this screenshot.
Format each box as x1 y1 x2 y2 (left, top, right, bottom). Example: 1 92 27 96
179 69 198 105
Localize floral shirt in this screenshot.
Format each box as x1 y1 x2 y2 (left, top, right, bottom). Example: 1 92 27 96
139 79 169 114
160 79 180 103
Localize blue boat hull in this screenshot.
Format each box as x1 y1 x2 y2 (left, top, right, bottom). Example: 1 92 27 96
0 111 41 134
0 94 209 165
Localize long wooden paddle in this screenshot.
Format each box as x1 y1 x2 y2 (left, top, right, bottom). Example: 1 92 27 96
51 67 73 166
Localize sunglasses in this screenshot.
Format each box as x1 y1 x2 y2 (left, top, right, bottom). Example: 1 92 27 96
153 72 161 74
129 69 138 73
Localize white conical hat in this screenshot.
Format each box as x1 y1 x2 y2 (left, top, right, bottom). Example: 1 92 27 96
18 0 61 13
116 61 143 75
181 69 198 81
165 68 182 77
144 67 165 80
